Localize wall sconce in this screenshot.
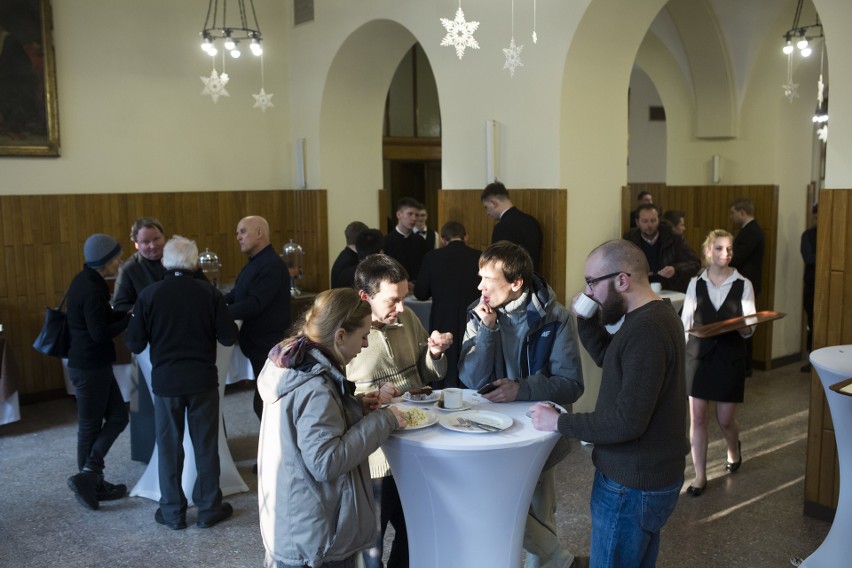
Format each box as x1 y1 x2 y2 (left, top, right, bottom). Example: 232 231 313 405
295 138 307 189
485 119 500 184
711 154 721 184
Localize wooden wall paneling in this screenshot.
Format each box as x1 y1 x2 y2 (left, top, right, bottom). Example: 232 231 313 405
0 190 327 401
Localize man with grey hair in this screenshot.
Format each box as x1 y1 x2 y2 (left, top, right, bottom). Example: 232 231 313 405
126 236 239 530
531 239 688 567
225 215 291 422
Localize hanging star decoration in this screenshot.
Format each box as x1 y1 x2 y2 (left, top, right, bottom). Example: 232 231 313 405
440 7 480 60
200 69 230 103
503 37 524 77
253 88 274 112
817 74 825 107
817 124 828 143
782 81 799 102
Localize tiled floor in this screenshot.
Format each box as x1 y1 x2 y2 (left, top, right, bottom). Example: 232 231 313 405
0 361 829 567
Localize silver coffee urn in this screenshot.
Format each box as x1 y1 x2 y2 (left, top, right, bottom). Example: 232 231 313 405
199 248 221 289
282 238 304 295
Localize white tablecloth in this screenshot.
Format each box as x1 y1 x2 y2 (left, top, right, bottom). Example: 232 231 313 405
382 391 560 568
129 343 249 503
803 346 852 568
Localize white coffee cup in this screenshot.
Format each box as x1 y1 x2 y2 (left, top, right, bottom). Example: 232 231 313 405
650 282 663 293
573 294 599 318
443 388 463 409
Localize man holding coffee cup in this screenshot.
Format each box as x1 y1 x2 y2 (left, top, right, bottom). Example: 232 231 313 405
531 239 688 567
459 241 584 568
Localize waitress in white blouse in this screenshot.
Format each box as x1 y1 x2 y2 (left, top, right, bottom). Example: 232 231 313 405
681 229 756 497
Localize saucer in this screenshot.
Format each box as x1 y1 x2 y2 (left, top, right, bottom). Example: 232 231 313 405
433 401 472 413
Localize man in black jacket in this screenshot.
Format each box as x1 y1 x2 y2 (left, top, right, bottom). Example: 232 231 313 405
225 216 291 421
481 182 543 269
414 221 480 388
330 221 368 288
624 204 700 293
730 198 765 376
126 236 239 529
66 234 131 510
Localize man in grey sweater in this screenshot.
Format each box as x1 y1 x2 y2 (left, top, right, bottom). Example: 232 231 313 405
531 240 688 568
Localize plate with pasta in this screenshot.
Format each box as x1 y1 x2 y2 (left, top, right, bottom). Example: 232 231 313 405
396 406 438 430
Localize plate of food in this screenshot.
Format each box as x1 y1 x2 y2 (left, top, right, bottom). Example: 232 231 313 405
397 406 438 430
401 387 439 404
438 410 512 433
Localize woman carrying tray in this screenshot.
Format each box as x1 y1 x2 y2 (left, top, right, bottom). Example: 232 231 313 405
681 229 756 497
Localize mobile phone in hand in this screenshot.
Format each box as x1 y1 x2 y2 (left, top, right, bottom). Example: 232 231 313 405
477 382 498 395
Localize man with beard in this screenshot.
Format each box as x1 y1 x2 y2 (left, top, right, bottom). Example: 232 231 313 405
530 240 688 568
458 241 584 568
623 204 700 293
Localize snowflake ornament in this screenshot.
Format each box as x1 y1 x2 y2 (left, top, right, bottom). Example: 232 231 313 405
817 124 828 143
201 69 230 103
440 7 480 60
782 81 799 103
503 37 524 77
253 88 274 112
532 31 538 44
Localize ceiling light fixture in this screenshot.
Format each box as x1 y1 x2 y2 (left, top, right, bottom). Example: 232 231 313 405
200 0 262 58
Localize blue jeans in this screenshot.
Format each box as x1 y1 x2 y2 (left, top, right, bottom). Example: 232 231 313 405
589 471 682 568
68 366 129 474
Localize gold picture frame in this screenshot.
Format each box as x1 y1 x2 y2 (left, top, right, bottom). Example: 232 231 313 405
0 0 60 157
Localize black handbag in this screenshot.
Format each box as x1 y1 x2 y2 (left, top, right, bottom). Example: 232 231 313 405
33 293 71 358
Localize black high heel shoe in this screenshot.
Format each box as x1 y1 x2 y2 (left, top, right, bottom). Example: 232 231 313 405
726 440 742 473
686 483 706 497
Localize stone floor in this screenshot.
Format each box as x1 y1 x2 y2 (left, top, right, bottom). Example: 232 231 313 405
0 361 829 567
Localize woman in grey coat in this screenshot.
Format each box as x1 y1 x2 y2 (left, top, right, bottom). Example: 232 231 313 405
257 288 406 568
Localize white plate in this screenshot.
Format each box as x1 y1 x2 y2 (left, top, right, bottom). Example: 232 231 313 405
432 401 473 413
396 406 438 430
438 410 513 433
401 391 440 404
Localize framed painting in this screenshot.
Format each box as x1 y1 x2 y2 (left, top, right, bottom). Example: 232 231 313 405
0 0 60 156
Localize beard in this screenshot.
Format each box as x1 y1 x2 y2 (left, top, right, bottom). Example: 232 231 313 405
599 281 628 325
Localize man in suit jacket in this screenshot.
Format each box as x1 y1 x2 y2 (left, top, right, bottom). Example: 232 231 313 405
330 221 368 288
384 197 430 282
414 221 481 388
481 182 543 269
729 198 765 376
729 198 765 295
224 216 291 421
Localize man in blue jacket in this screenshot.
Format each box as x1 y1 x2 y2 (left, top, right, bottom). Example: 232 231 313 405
459 241 584 568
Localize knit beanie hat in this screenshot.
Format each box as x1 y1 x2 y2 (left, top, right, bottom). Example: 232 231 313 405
84 234 122 269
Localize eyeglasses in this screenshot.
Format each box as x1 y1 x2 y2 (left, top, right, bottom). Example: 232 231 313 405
585 272 631 289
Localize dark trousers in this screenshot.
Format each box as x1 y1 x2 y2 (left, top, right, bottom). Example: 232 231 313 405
153 386 222 523
363 476 408 568
250 356 266 421
68 366 129 474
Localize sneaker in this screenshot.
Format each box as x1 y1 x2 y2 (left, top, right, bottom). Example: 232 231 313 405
96 479 127 501
197 502 233 528
154 508 187 530
68 472 100 511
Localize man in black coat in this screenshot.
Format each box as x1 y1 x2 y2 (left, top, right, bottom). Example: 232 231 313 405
330 221 368 288
224 216 291 421
384 197 429 282
729 198 765 376
730 198 765 295
623 204 700 293
481 182 543 269
126 236 239 530
414 221 481 388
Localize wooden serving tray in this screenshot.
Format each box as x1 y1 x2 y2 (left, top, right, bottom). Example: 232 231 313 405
688 310 786 338
829 377 852 398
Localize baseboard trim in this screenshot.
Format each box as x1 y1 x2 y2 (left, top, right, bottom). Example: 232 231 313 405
753 353 806 372
804 500 836 522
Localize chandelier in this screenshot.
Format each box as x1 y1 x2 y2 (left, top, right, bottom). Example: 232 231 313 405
781 0 822 58
200 0 263 59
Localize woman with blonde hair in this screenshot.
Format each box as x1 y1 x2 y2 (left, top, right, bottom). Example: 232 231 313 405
681 229 756 497
257 288 406 568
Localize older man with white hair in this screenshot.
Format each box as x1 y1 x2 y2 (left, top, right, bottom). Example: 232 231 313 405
126 236 239 530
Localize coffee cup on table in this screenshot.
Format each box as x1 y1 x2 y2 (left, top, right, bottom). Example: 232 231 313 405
443 388 463 409
650 282 663 293
572 294 599 319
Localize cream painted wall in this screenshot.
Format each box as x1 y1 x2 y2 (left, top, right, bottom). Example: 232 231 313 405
628 66 667 183
0 0 291 195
